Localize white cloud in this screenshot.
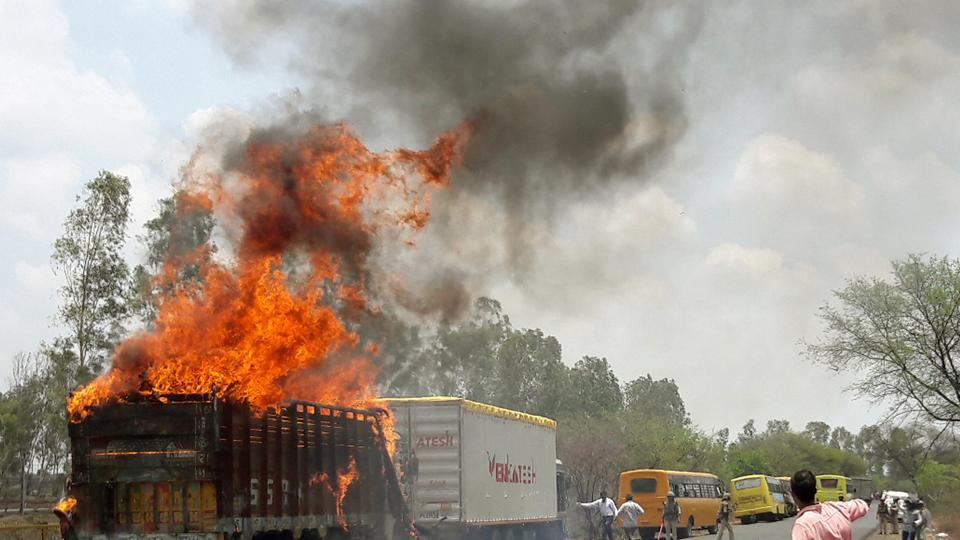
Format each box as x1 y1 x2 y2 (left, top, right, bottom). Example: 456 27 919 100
734 133 862 216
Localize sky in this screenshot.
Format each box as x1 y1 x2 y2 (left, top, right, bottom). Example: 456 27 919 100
3 0 960 436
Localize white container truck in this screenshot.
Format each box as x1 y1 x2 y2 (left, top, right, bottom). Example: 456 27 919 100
383 397 566 540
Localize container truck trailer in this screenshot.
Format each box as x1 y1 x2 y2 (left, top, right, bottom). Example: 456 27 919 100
60 393 412 540
383 397 566 540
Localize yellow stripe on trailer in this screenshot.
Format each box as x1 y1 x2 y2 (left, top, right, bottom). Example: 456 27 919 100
379 396 557 429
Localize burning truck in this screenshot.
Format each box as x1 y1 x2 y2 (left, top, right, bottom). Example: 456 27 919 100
57 395 568 540
59 393 411 540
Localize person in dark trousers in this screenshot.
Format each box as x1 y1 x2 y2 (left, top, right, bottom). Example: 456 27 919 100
580 490 617 540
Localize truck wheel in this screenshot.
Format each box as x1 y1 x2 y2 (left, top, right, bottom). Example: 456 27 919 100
707 524 718 534
678 516 693 538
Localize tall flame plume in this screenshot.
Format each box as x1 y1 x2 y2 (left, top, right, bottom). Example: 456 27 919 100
68 121 470 421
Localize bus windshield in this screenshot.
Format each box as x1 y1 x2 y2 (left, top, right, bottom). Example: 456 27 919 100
735 478 762 490
820 479 839 488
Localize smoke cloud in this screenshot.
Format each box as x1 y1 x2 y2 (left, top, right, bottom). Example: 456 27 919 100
189 0 704 310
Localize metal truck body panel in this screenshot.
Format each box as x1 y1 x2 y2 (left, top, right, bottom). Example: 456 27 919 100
460 406 557 523
385 397 559 531
66 394 408 540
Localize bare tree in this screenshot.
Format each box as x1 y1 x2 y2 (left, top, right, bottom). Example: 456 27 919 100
806 254 960 424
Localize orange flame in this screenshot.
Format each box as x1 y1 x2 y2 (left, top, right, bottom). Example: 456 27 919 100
310 457 360 529
54 497 77 514
67 121 470 422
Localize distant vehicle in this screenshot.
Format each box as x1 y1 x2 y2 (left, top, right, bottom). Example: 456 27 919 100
730 475 789 524
847 477 874 502
775 476 798 515
383 396 566 539
815 475 849 502
617 469 723 539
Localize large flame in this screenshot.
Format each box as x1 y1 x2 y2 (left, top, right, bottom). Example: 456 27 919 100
310 457 360 529
68 121 469 421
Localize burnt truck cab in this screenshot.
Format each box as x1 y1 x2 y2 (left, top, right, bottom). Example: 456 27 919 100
63 393 411 540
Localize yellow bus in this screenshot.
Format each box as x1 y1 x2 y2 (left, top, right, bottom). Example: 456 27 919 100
618 469 723 539
815 475 849 502
730 475 788 524
776 476 798 515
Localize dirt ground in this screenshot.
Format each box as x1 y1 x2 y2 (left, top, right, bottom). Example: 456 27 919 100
0 512 59 540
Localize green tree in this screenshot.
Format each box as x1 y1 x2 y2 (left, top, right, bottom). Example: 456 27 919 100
807 254 960 424
737 419 757 443
131 192 215 324
729 450 772 478
830 426 854 451
623 374 689 426
803 421 831 445
51 171 132 375
569 356 622 415
766 419 791 435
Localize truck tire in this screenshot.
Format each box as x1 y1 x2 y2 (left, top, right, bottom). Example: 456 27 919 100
678 516 693 538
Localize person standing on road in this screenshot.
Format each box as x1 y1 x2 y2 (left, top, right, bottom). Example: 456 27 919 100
790 469 869 540
916 500 931 540
887 498 900 536
901 499 919 540
877 496 890 535
579 490 617 540
716 492 735 540
616 494 645 540
662 491 682 540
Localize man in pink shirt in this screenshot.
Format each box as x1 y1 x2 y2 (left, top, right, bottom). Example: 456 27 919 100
790 470 869 540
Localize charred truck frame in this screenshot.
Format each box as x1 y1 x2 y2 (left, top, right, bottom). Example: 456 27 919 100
63 394 411 540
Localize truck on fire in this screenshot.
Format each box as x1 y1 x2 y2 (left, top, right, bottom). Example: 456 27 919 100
60 393 412 540
383 396 567 540
59 394 566 540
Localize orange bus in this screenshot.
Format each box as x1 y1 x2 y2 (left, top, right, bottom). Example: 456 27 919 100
618 469 723 539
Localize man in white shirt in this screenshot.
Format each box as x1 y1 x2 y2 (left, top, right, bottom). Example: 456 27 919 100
617 494 646 540
580 490 618 540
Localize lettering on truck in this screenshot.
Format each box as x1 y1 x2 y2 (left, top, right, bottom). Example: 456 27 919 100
487 452 537 484
416 431 457 449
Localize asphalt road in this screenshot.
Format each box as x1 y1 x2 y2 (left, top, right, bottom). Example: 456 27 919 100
686 502 878 540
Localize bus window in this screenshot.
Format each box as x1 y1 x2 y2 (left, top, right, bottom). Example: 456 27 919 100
735 477 762 490
630 478 657 493
820 479 839 489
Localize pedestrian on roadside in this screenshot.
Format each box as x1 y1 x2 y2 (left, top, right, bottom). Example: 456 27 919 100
661 491 682 540
790 469 869 540
877 496 890 535
888 498 900 536
579 490 617 540
616 494 645 540
916 500 931 540
901 499 918 540
716 492 735 540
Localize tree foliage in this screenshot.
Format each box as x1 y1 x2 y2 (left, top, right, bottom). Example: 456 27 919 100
807 254 960 423
51 171 132 374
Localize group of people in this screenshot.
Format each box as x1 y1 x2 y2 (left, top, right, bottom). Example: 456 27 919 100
579 489 734 540
876 494 931 539
579 469 928 540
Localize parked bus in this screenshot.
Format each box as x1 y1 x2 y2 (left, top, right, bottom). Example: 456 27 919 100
730 475 788 524
776 476 798 515
815 475 849 502
618 469 723 539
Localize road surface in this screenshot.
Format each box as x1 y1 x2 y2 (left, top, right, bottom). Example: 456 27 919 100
687 502 878 540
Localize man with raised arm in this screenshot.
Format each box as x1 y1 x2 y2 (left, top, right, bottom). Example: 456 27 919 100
790 470 869 540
